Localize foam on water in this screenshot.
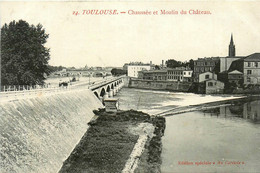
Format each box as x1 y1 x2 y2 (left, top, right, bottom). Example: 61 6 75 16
0 89 103 173
159 93 242 107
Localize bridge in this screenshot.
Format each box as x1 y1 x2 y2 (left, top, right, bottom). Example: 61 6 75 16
88 76 125 101
0 76 126 102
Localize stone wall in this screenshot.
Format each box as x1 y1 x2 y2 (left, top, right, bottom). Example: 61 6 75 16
128 79 192 92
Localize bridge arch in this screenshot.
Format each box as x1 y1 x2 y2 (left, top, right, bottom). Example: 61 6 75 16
100 88 106 97
106 85 110 92
94 91 99 98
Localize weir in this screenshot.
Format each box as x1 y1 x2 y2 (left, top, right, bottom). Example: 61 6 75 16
0 89 103 173
0 76 127 173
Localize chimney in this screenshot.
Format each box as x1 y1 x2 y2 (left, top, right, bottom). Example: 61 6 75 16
162 60 164 68
150 61 152 65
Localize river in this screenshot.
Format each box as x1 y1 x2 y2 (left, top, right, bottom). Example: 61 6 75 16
115 88 260 173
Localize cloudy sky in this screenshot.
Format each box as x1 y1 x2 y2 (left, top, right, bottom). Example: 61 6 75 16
1 1 260 68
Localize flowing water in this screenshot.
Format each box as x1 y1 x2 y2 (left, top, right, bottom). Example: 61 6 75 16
1 87 259 173
115 88 260 173
0 89 102 173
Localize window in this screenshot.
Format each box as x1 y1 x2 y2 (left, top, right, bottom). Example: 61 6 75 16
184 72 186 75
248 62 251 67
208 82 213 87
205 74 210 79
247 77 250 82
247 70 252 75
255 62 258 67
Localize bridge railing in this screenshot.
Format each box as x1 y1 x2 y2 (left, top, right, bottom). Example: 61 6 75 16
1 85 58 92
0 84 72 97
88 75 124 90
0 75 125 99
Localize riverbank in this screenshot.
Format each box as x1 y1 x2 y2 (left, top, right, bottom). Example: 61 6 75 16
128 78 192 92
59 109 165 173
128 78 260 95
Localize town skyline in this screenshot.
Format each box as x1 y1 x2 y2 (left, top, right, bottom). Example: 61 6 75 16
1 1 260 68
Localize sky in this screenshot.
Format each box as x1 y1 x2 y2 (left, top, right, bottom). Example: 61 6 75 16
1 1 260 68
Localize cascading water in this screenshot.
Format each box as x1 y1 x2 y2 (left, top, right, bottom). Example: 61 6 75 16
0 89 103 173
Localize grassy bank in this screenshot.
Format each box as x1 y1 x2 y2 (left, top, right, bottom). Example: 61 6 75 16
59 109 165 173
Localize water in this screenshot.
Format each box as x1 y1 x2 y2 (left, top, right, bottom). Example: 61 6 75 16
115 88 240 115
0 89 102 173
115 88 260 172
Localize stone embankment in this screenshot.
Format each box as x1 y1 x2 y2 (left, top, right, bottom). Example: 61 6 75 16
128 78 192 92
0 89 103 173
59 109 166 173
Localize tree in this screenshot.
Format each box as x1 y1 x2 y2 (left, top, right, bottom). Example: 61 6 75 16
189 59 194 70
111 68 127 76
165 59 183 68
1 20 50 85
47 65 66 74
154 65 160 70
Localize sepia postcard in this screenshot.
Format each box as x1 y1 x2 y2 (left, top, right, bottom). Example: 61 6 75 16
0 1 260 173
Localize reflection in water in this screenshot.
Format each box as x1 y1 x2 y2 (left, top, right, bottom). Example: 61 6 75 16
161 100 260 173
202 100 260 123
116 88 260 173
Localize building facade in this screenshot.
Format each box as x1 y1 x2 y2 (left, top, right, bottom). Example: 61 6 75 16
126 62 152 78
228 70 243 85
243 53 260 84
193 57 220 82
138 70 167 81
138 67 192 82
199 72 218 83
167 67 193 82
218 70 244 87
198 79 224 94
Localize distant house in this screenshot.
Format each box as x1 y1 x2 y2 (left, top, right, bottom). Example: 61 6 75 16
167 67 193 82
199 72 217 83
194 34 246 83
228 70 243 85
137 67 192 83
126 62 152 78
138 70 167 81
198 79 224 94
95 72 103 77
243 53 260 84
193 57 220 82
219 70 243 86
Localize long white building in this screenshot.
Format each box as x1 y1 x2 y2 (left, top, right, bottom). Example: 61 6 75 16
126 62 152 78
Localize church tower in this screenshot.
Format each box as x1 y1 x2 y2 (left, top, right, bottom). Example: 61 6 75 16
229 34 236 57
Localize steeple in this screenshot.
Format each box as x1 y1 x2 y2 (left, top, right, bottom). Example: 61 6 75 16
229 33 236 57
230 34 234 45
